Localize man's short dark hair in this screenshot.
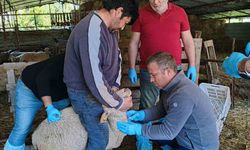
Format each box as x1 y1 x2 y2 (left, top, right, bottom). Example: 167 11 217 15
146 52 177 72
103 0 139 25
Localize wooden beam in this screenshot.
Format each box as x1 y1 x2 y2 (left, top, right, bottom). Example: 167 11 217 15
0 1 7 50
14 10 20 49
4 0 14 11
186 0 244 10
3 0 55 11
236 9 250 15
186 0 250 15
202 14 250 19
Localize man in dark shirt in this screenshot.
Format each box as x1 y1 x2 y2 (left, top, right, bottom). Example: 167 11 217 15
4 54 69 150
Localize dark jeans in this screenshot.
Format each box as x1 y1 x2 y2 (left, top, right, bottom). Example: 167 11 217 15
153 139 190 150
151 121 190 150
139 69 160 109
67 88 109 150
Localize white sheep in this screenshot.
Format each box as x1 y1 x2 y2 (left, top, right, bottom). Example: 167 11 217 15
32 88 132 150
9 51 49 62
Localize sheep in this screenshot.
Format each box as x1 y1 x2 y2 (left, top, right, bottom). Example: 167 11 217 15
19 52 49 62
32 88 132 150
9 51 49 62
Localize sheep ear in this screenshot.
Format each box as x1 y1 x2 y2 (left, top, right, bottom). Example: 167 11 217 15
116 88 132 98
116 88 126 97
124 88 132 97
100 111 109 123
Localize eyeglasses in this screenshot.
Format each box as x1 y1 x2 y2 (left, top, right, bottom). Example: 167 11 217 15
149 68 167 78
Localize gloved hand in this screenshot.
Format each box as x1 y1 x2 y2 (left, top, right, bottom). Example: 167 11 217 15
245 41 250 57
46 104 61 123
127 110 145 122
223 52 248 78
117 121 142 135
186 66 196 82
128 68 137 85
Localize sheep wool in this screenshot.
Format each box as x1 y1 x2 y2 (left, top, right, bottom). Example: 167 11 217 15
32 107 127 150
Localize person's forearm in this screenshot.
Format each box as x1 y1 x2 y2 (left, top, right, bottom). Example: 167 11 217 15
245 59 250 73
185 42 195 66
182 31 195 66
128 43 139 68
238 58 250 73
128 32 140 68
41 96 52 108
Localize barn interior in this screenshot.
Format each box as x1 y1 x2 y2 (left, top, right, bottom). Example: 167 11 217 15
0 0 250 149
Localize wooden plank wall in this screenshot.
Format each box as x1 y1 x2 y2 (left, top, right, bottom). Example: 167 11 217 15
0 29 70 52
224 23 250 52
0 62 34 91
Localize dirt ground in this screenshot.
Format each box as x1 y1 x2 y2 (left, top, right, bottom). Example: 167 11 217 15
0 71 250 150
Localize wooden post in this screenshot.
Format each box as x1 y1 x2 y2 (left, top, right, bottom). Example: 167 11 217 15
231 38 236 108
3 62 36 115
14 10 20 49
33 9 38 30
72 0 78 25
0 1 7 50
49 4 52 28
203 40 219 83
194 31 202 38
62 3 65 29
232 38 236 52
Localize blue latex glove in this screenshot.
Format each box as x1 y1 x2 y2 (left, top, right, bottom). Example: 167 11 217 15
127 110 145 122
46 104 61 123
128 68 137 85
245 41 250 57
223 52 248 78
186 66 196 82
117 121 142 135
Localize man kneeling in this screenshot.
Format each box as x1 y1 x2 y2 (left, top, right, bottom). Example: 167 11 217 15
117 52 219 150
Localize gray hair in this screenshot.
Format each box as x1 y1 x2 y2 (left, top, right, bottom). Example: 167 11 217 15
146 52 177 72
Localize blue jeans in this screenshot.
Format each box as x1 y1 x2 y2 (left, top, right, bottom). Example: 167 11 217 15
7 79 70 147
67 88 109 150
140 69 160 109
153 139 190 150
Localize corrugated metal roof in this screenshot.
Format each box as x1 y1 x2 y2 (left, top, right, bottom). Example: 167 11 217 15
172 0 250 19
202 9 250 19
0 0 250 19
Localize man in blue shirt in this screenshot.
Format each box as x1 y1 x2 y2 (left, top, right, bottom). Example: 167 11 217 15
117 52 219 150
